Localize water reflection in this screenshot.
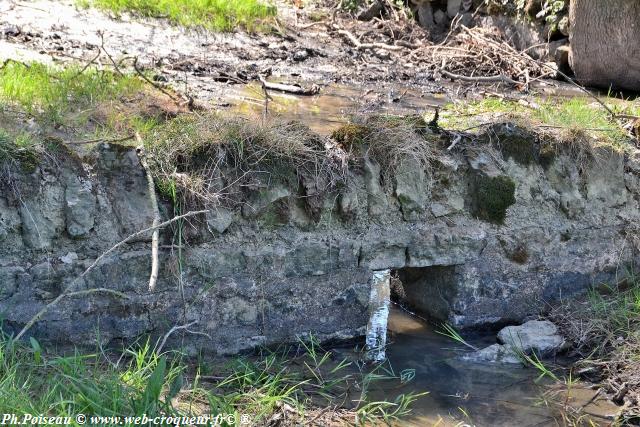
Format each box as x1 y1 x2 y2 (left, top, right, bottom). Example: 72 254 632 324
374 307 606 427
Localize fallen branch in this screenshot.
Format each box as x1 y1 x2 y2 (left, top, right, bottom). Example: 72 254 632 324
337 29 409 51
156 320 212 353
14 289 129 342
13 210 209 343
67 134 134 145
440 60 519 86
136 133 161 292
133 57 183 104
261 80 320 96
80 209 209 282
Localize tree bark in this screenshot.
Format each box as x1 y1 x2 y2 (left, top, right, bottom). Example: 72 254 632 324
569 0 640 91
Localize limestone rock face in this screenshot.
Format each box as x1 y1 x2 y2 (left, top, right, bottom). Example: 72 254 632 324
1 126 639 355
64 174 95 238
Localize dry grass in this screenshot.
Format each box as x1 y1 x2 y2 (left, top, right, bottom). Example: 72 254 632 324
144 112 444 213
334 114 441 188
548 278 640 423
144 113 345 209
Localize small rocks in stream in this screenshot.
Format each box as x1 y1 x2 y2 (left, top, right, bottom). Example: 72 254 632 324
461 344 521 364
462 320 566 364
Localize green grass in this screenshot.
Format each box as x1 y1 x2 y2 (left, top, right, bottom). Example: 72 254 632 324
78 0 277 32
0 128 42 171
440 96 636 148
0 333 424 426
0 61 142 127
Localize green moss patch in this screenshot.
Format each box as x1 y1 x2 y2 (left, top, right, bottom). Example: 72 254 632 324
491 125 538 165
331 123 370 150
473 174 516 224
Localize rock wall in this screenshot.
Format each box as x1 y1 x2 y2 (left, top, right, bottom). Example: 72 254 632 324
1 124 639 353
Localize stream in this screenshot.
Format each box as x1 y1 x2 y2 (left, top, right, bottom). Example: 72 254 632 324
366 306 618 426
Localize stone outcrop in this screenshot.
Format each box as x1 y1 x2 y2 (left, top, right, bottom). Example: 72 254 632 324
1 123 640 354
463 320 567 364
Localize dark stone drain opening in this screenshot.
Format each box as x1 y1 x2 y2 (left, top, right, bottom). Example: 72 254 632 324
390 265 459 323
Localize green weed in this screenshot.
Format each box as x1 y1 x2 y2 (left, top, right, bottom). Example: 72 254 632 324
78 0 277 32
0 332 423 425
0 128 42 171
435 323 478 351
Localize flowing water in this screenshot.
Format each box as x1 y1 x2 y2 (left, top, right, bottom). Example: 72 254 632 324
368 307 618 426
226 80 449 134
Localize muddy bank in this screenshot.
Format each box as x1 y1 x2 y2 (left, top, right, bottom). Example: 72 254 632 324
1 114 639 354
0 0 576 114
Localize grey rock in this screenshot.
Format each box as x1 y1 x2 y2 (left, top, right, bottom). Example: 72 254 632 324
434 9 447 25
206 208 234 234
0 266 23 299
395 157 427 220
292 49 309 62
461 344 521 364
19 182 65 250
497 320 566 357
447 0 463 18
363 155 387 216
59 252 78 264
357 0 384 21
64 175 95 238
241 185 290 218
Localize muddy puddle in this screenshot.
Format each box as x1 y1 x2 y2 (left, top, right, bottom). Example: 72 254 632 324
220 80 448 134
219 78 591 134
366 306 618 427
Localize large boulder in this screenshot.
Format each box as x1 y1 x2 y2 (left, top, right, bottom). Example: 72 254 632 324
569 0 640 91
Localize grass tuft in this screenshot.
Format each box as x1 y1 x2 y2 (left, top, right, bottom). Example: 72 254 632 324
0 128 42 172
78 0 277 32
0 332 424 425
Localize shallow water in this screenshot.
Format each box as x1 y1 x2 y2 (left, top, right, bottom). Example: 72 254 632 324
225 80 449 134
370 307 617 427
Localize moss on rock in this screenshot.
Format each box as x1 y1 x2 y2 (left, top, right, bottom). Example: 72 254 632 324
473 174 516 224
331 123 370 150
538 142 556 169
491 124 538 165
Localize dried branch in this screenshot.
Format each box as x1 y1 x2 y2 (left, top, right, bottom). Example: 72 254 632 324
14 288 129 342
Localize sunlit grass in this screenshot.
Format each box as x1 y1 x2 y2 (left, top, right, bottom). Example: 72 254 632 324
0 333 424 425
440 96 635 148
77 0 277 32
0 61 142 126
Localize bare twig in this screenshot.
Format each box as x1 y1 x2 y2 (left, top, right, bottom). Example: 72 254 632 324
156 321 197 353
14 289 129 342
135 134 161 292
440 66 519 86
337 29 413 51
133 57 182 104
80 209 209 282
260 80 320 96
